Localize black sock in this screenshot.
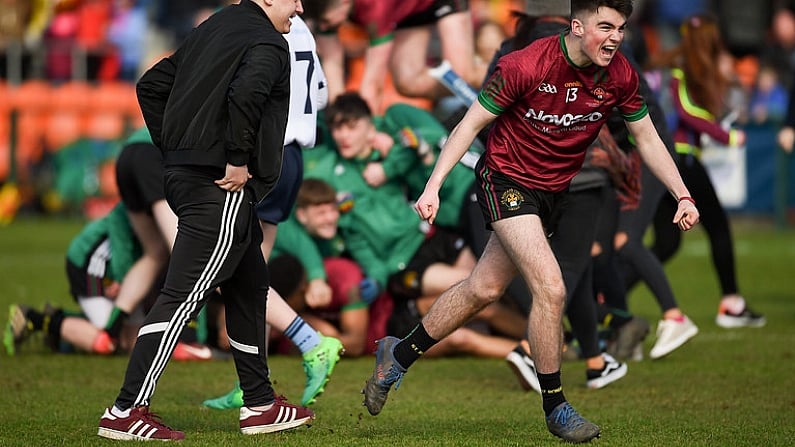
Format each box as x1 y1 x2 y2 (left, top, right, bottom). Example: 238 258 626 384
586 363 606 378
104 307 129 339
24 309 45 331
393 324 437 369
43 308 65 351
537 371 567 416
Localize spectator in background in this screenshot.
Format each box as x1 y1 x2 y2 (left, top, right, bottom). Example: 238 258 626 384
43 1 81 81
473 19 506 85
761 5 795 92
267 178 375 358
649 13 766 329
0 0 32 80
645 0 708 50
150 0 219 46
749 63 789 125
107 0 148 81
24 0 53 50
718 50 751 125
777 70 795 153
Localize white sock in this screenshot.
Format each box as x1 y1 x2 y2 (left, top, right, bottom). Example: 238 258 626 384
111 406 130 418
284 316 321 354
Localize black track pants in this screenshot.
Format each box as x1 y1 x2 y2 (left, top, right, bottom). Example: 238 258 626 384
115 167 273 409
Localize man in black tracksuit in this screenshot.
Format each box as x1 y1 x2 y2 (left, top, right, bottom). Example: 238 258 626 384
98 0 315 441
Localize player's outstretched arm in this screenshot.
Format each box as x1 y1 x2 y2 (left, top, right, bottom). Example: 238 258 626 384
415 101 496 223
626 115 700 231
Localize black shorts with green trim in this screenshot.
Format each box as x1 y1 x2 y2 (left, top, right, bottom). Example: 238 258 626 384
474 156 568 237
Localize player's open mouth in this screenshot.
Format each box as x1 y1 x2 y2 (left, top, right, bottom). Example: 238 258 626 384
600 45 616 58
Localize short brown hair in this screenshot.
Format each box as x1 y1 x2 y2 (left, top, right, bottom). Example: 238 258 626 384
324 92 372 129
296 178 337 208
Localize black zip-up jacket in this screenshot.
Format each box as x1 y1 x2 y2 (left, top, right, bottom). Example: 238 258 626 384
136 0 290 201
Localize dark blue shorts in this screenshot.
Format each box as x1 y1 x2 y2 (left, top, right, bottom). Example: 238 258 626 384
255 142 303 224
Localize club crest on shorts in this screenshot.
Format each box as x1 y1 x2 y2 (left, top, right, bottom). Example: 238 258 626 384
501 188 524 211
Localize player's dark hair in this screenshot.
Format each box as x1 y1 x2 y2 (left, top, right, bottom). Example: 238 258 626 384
324 92 372 129
571 0 633 20
296 178 337 208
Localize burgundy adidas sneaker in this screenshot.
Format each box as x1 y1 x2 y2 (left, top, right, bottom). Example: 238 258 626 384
239 399 315 435
98 406 185 441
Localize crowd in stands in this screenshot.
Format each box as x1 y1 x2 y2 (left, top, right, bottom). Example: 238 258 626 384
2 0 787 411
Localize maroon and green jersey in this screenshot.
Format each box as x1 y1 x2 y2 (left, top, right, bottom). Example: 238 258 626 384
478 33 648 192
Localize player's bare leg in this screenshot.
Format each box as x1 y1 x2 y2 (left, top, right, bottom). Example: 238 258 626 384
390 27 449 100
422 234 518 339
436 11 479 86
492 215 599 443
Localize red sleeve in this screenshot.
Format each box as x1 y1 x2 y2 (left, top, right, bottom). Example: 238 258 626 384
479 47 539 114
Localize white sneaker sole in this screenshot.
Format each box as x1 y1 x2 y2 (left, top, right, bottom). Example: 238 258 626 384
586 362 628 389
649 324 699 359
98 427 169 441
240 416 312 435
98 428 136 441
505 351 541 394
715 314 767 328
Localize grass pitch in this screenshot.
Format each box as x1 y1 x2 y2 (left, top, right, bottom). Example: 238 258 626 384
1 216 794 446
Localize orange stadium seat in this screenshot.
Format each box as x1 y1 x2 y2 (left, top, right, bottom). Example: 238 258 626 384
92 81 137 114
8 80 52 113
52 81 93 113
0 81 10 114
83 109 125 141
0 134 9 182
44 110 84 151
